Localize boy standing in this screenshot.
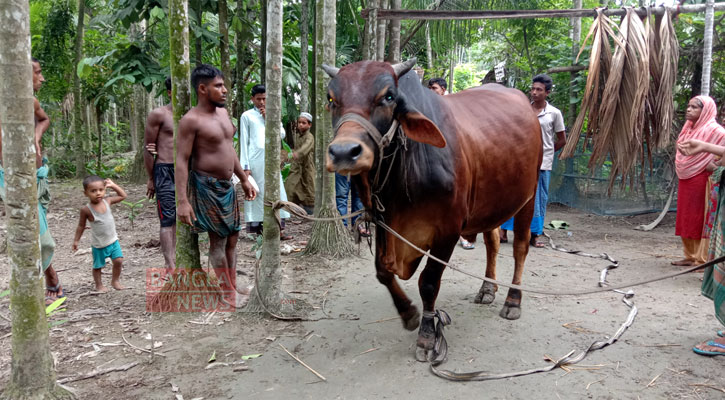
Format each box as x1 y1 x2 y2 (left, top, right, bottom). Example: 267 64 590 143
284 112 315 214
72 176 127 292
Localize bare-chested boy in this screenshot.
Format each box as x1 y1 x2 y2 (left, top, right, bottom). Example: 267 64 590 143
176 64 257 307
0 58 61 304
144 77 176 274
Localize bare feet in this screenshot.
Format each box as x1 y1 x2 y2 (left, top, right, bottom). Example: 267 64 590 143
95 285 109 293
499 229 508 243
671 259 695 266
111 280 126 290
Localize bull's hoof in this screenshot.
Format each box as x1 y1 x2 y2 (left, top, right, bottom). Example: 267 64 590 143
416 316 436 350
401 306 420 331
499 304 521 320
473 281 496 304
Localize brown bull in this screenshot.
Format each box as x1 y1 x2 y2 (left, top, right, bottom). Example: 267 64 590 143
323 59 542 350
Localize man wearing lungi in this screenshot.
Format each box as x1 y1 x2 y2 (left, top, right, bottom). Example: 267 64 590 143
176 64 257 307
0 58 62 305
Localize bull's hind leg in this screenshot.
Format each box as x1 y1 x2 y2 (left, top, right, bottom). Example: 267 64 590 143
474 229 500 304
417 236 458 350
501 198 534 320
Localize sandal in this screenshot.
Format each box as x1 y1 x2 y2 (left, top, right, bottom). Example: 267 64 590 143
45 284 66 306
671 259 695 267
529 236 545 248
460 238 475 250
693 337 725 356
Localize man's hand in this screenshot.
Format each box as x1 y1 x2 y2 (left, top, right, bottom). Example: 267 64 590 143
241 180 257 201
72 241 79 252
177 201 197 226
259 107 265 119
146 142 157 155
677 139 704 156
146 178 155 199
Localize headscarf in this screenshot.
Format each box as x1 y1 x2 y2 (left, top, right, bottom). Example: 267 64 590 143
676 96 725 179
299 112 313 123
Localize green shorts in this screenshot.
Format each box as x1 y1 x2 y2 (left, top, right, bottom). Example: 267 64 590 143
92 240 123 269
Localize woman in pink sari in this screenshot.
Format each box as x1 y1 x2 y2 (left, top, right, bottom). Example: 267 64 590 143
674 96 725 267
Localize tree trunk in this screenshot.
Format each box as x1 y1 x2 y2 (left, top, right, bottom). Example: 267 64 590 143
170 0 201 271
702 0 715 96
96 103 102 170
376 0 388 61
195 0 202 66
248 0 295 315
386 0 401 63
299 0 310 113
234 0 254 119
128 86 147 183
448 45 455 93
425 22 433 70
73 0 86 177
0 1 73 398
305 0 353 257
218 0 232 108
362 0 378 60
260 0 267 85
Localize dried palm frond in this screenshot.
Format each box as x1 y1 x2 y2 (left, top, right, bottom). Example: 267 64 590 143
597 8 649 191
560 9 618 159
653 10 678 149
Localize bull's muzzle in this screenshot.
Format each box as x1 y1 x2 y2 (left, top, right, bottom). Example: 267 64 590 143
326 138 374 175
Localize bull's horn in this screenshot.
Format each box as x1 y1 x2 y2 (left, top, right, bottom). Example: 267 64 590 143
391 58 417 78
321 64 339 78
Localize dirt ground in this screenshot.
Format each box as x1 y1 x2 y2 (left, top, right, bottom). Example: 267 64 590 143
0 181 723 399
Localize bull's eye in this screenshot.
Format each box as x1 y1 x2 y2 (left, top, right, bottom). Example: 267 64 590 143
385 94 394 102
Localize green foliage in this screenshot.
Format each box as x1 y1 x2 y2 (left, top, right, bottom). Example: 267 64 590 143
121 198 151 229
452 63 482 92
32 0 76 103
45 297 67 328
250 233 263 259
85 161 119 179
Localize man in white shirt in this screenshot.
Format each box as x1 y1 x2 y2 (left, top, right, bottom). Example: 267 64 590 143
238 84 292 239
500 74 566 247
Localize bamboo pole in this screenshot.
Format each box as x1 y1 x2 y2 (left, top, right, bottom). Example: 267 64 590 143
364 3 725 21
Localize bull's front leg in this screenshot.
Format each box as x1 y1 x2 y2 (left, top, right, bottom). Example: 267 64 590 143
417 236 458 350
375 259 420 331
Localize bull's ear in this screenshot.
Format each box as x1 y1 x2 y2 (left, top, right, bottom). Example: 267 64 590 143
399 111 446 148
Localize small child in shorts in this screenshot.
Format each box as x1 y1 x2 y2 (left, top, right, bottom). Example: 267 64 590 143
73 176 127 292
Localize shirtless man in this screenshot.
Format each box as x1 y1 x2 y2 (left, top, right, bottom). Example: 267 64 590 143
144 77 176 274
0 58 61 303
176 64 256 307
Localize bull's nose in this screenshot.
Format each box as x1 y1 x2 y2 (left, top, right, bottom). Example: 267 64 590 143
328 142 363 164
